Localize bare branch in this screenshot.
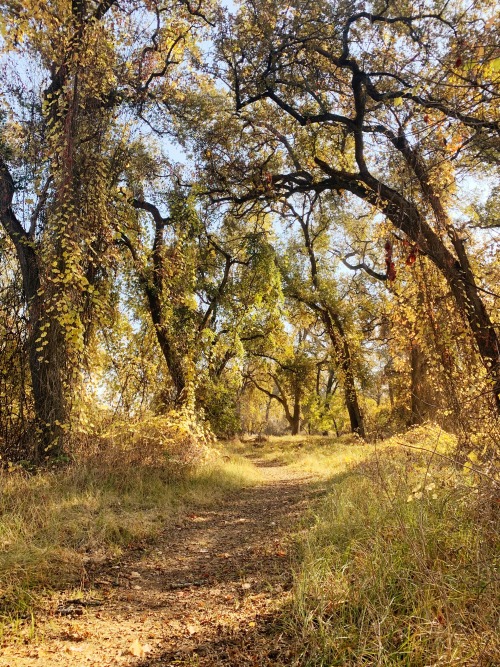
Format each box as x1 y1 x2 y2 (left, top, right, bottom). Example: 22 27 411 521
132 198 171 230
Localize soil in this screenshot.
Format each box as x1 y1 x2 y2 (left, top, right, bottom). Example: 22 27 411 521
0 458 321 667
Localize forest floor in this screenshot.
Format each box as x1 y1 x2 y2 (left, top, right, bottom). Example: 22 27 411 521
0 453 322 667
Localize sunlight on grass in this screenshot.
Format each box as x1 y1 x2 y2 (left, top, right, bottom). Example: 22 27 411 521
2 422 495 667
0 448 262 626
287 426 499 666
229 433 388 479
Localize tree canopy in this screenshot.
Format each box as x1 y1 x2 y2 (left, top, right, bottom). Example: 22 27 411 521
0 0 499 462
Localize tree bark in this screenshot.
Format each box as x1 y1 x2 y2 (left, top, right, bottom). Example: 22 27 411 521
1 158 65 459
323 309 365 438
28 309 66 459
290 388 301 435
408 342 428 426
144 284 186 403
127 201 187 405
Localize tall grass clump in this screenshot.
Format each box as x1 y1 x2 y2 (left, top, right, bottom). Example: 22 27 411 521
290 424 499 666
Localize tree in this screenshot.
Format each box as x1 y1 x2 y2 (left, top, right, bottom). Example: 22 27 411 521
211 0 500 414
245 325 317 435
278 193 366 436
0 0 212 458
0 0 123 457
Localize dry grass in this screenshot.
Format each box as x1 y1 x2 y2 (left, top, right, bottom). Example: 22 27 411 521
2 423 497 667
287 425 499 666
0 435 261 627
230 433 377 478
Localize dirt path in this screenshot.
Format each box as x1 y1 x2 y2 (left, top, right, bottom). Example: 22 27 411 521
0 459 321 667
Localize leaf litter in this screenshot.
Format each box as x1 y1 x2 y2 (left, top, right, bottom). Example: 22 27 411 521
0 460 317 666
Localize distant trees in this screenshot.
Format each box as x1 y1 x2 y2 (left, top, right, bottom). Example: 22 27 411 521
244 324 318 435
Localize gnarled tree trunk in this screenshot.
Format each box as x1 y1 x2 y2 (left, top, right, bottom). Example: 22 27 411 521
295 211 365 438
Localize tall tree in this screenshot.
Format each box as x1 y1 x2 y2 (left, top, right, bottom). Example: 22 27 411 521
210 0 500 414
0 0 122 456
281 194 366 436
0 0 212 458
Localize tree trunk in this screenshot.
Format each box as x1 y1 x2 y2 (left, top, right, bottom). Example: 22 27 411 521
309 160 500 415
128 200 187 405
28 307 66 459
363 100 500 415
408 342 428 426
1 159 67 460
290 415 300 435
360 153 500 415
290 389 301 435
297 214 365 438
144 286 186 404
323 310 365 438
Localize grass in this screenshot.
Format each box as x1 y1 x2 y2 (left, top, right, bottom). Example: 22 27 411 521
229 433 376 478
1 423 497 666
0 443 261 628
285 424 499 666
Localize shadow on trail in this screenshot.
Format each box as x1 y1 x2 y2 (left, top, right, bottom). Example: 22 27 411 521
102 462 318 666
132 606 296 666
252 458 286 468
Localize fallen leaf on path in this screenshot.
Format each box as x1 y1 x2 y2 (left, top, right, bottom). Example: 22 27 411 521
186 623 200 635
167 619 183 632
60 626 90 642
64 645 84 653
128 638 152 657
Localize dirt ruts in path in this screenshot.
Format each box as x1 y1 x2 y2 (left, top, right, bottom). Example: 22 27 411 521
0 459 320 667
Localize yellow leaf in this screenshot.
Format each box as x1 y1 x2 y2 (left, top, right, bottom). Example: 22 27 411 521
490 57 500 72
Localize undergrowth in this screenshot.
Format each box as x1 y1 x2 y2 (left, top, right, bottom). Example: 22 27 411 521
288 424 499 666
0 427 261 628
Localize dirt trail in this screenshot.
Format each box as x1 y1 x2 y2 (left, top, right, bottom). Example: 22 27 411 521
0 459 321 667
